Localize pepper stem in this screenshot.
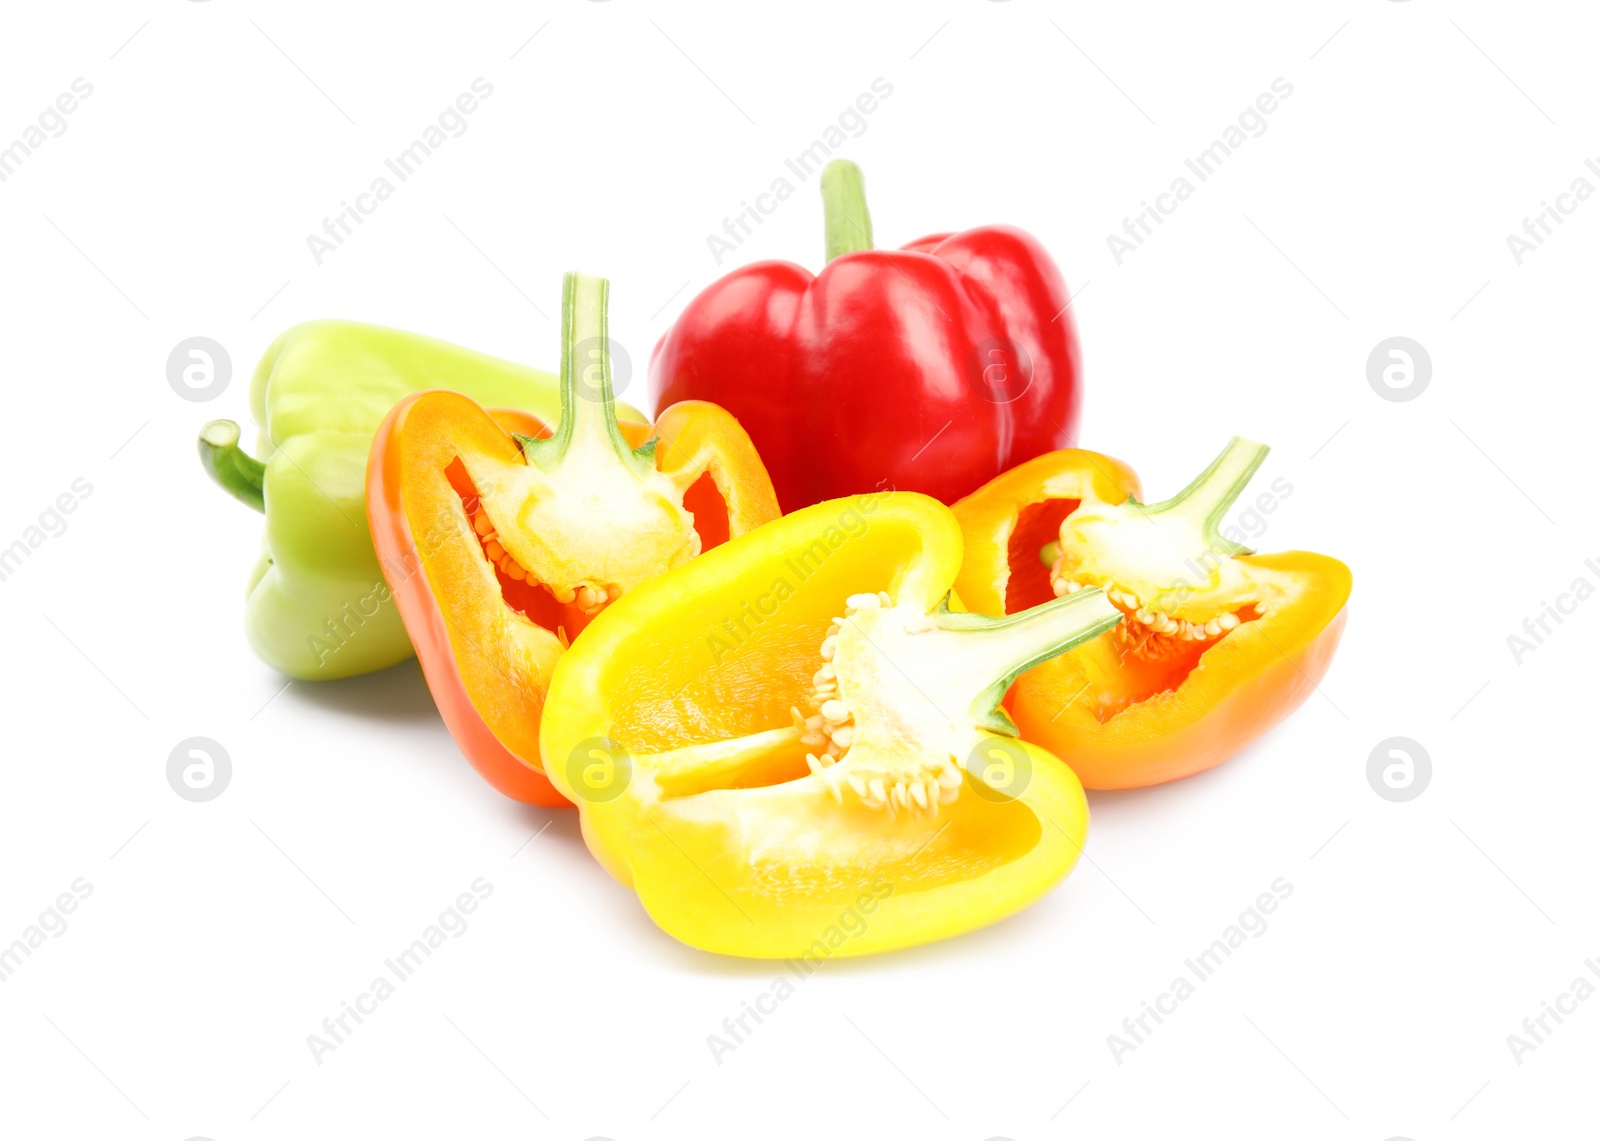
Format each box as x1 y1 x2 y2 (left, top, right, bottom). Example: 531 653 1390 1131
1143 437 1268 551
522 272 653 474
930 588 1124 734
821 160 873 263
198 420 266 513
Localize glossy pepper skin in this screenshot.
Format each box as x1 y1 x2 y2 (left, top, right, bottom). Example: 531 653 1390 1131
952 439 1351 790
540 492 1125 958
368 273 779 805
199 321 643 680
650 160 1083 512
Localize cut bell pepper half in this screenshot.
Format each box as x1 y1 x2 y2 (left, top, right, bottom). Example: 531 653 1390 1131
367 272 779 805
952 438 1351 790
540 492 1125 958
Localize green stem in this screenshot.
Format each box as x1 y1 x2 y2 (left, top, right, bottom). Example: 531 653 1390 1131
198 420 266 513
1145 437 1269 540
931 588 1124 734
522 272 651 473
821 160 873 263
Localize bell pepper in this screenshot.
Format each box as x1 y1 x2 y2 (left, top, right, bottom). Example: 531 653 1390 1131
539 491 1125 958
951 438 1351 790
649 159 1083 512
199 320 644 680
367 272 779 805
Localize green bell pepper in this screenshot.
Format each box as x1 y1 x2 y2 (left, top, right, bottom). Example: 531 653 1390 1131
199 320 642 680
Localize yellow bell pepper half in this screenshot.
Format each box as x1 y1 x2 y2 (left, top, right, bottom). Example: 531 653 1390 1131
539 491 1125 959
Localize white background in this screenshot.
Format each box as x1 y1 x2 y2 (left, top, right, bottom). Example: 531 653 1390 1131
0 1 1594 1138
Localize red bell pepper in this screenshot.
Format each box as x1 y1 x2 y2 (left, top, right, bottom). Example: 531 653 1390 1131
649 160 1083 512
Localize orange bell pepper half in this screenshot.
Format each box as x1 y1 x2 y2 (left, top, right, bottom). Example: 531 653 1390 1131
539 492 1125 958
952 438 1351 790
367 272 780 804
